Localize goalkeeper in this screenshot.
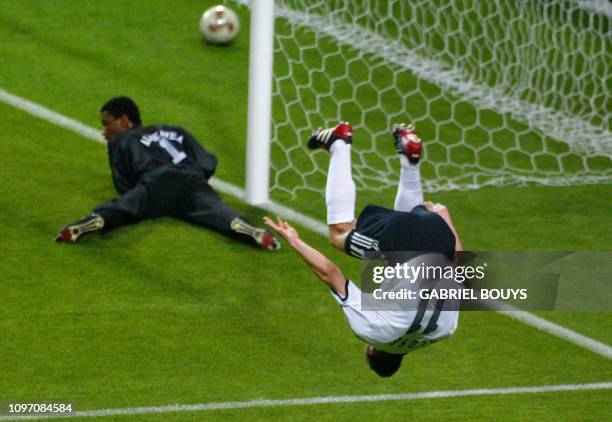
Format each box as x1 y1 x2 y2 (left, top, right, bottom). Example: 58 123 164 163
54 96 279 251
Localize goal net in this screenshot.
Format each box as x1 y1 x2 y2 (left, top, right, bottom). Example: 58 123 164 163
235 0 611 198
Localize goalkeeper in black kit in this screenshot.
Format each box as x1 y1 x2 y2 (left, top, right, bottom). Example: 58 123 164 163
54 96 279 250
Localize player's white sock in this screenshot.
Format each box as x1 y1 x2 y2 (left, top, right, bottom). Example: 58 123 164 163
326 142 356 224
394 155 424 212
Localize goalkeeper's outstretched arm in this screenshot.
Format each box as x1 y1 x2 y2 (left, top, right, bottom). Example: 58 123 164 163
264 216 347 297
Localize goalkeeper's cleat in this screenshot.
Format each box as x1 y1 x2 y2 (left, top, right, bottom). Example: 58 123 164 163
392 123 422 164
54 213 105 243
307 122 352 150
257 230 281 251
230 218 280 251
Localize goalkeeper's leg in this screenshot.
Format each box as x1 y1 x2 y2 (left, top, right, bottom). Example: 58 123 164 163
55 184 153 243
308 122 356 252
392 123 424 212
178 182 279 251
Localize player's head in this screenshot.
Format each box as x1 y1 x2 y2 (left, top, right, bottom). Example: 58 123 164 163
365 345 404 377
100 96 142 140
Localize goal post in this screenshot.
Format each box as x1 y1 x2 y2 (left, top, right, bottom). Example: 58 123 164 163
241 0 612 205
245 0 275 205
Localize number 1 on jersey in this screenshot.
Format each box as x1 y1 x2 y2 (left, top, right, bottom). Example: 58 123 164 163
159 139 187 164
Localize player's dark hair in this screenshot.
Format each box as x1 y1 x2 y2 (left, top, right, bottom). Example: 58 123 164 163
365 346 404 378
101 96 142 126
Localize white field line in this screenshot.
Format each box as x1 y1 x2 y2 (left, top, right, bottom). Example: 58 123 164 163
1 87 611 362
484 300 612 359
0 382 611 420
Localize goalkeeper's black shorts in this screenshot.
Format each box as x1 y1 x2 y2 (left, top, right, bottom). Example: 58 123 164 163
344 204 455 260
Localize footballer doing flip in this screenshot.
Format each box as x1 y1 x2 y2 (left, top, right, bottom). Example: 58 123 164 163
265 122 462 377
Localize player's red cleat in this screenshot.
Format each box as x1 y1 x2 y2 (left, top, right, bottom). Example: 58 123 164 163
54 213 105 243
307 122 352 150
392 123 422 164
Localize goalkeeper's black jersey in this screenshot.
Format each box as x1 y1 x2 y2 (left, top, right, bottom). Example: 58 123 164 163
106 125 218 194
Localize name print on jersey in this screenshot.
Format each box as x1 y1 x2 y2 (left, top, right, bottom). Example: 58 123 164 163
140 130 187 164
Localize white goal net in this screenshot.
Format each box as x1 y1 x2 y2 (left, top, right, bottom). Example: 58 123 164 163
235 0 611 198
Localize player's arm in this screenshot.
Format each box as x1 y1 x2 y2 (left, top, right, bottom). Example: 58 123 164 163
425 202 463 252
439 207 463 252
264 216 347 297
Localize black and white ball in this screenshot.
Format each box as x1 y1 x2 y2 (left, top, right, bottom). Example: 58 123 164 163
199 5 240 45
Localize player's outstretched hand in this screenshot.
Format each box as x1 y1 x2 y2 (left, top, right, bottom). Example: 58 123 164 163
263 216 299 245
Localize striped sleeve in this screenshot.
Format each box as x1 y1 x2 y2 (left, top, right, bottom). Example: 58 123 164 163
345 230 380 259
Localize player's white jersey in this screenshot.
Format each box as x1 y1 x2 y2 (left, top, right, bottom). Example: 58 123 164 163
331 279 459 355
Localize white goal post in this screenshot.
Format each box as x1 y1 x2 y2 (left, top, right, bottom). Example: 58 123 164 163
240 0 612 205
245 0 275 204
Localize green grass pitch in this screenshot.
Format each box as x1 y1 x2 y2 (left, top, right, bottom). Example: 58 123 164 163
0 0 610 420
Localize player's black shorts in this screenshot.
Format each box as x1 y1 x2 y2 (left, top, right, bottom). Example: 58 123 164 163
344 204 455 259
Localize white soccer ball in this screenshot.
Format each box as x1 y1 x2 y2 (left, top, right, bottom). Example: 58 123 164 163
199 5 240 45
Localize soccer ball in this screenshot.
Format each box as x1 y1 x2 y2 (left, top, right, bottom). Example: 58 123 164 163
199 5 240 45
